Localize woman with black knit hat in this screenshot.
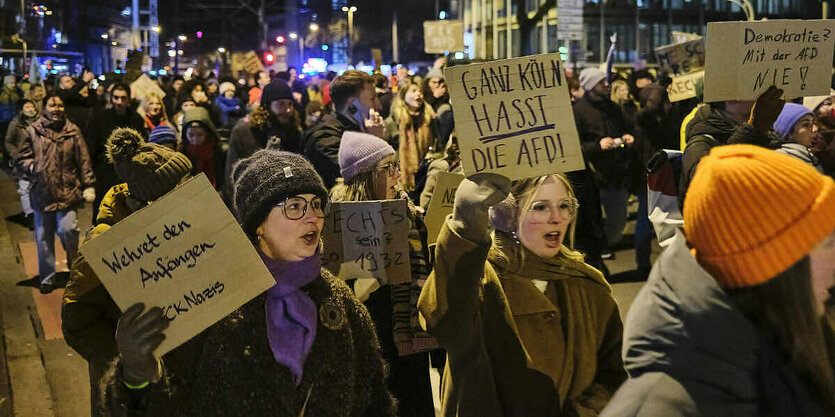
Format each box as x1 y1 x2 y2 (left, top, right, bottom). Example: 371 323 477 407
103 150 396 416
334 131 437 417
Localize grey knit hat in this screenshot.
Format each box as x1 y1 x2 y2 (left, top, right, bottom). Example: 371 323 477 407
106 128 192 202
232 150 328 239
338 131 395 183
579 68 606 92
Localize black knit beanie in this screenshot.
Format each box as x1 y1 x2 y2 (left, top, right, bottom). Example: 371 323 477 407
260 81 293 108
232 150 328 239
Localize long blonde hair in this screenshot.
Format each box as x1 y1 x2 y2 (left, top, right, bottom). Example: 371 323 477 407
390 82 436 190
141 93 169 123
509 174 583 262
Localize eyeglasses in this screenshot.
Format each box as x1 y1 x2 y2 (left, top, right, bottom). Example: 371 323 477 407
275 196 329 220
376 161 400 177
526 198 579 223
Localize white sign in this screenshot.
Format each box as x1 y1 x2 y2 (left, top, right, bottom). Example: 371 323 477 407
704 19 835 102
424 20 465 54
79 175 275 356
445 53 585 180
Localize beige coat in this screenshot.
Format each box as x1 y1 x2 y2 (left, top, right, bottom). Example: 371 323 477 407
419 222 626 417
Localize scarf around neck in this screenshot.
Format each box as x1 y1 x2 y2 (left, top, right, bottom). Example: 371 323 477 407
188 141 216 186
488 232 608 288
259 250 321 385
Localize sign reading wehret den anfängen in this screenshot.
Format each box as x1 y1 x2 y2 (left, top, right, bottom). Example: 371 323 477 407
79 174 275 357
445 54 584 181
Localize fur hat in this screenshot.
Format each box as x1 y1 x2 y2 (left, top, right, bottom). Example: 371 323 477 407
107 128 192 202
219 81 236 96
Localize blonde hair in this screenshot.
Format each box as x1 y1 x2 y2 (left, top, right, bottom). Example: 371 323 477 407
141 93 169 122
511 174 584 262
610 79 630 105
390 82 434 129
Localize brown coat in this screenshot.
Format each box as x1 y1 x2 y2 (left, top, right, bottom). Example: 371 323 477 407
15 116 94 211
418 222 626 417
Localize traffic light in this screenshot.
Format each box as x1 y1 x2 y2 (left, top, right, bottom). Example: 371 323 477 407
276 35 285 44
264 52 275 64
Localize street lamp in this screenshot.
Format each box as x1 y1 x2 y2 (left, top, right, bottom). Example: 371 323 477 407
152 25 161 33
309 23 319 32
299 23 319 67
178 35 187 41
217 47 226 53
289 32 298 40
341 6 357 66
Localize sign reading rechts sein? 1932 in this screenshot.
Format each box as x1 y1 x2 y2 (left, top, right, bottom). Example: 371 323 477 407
445 53 585 181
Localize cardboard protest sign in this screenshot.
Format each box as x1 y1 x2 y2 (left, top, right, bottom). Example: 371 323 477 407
445 53 585 181
655 39 705 76
672 31 701 44
424 20 465 54
704 19 835 102
79 174 275 356
243 50 265 74
424 172 465 245
667 70 704 102
321 199 411 285
130 74 167 102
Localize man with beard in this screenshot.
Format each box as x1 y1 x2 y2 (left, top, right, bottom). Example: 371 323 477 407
84 83 146 222
14 94 95 293
303 70 385 188
224 81 301 203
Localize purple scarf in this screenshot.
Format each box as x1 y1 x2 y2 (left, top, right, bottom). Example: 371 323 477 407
259 251 320 385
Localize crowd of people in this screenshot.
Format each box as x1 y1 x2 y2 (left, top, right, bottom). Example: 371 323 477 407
0 52 833 417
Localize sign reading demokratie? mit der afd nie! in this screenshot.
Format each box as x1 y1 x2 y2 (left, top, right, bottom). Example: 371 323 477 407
321 199 411 286
704 19 835 102
79 174 275 357
445 53 585 181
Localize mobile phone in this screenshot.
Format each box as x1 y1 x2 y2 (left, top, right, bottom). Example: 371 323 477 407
91 80 99 89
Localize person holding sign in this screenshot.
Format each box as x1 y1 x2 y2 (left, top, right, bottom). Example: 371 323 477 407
601 146 835 417
334 131 437 417
103 150 396 416
62 128 192 417
419 172 626 416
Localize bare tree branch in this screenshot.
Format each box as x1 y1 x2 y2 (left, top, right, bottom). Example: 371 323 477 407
236 0 258 15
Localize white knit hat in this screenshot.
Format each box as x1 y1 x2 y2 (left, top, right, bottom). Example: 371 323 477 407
802 89 835 112
338 131 395 183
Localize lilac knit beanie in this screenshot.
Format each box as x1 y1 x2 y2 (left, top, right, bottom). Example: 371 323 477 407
338 131 395 183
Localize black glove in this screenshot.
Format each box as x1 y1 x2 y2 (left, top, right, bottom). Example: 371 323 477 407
115 303 168 386
451 173 511 244
748 85 785 131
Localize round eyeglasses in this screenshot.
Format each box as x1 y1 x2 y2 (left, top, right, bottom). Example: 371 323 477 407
526 198 579 223
276 196 329 220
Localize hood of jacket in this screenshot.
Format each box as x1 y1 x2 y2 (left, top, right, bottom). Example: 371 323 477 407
182 107 220 141
685 104 741 145
622 230 760 401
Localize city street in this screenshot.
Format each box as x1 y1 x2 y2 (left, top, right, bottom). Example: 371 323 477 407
0 168 653 416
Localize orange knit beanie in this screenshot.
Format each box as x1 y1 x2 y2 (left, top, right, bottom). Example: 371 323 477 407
683 144 835 288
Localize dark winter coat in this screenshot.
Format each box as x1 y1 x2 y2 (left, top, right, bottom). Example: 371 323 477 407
680 105 774 204
303 112 362 189
58 83 97 131
600 230 826 417
63 183 136 417
14 116 95 211
84 107 147 219
573 96 633 189
103 270 397 417
4 112 39 167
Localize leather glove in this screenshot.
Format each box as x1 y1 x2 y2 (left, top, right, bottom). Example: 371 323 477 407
82 187 95 203
451 173 511 244
115 303 168 386
748 85 785 131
